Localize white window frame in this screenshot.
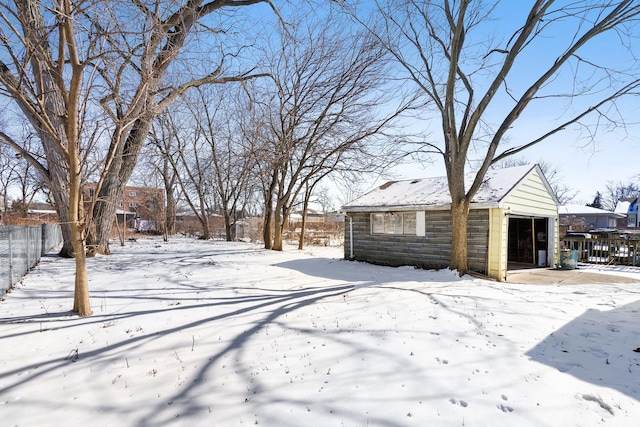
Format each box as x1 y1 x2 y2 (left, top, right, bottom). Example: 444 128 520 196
370 212 417 235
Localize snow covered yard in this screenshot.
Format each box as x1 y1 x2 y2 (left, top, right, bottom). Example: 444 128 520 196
1 237 639 427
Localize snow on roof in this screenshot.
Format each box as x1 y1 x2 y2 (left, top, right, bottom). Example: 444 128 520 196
559 204 625 217
614 200 632 214
343 164 537 210
27 209 58 214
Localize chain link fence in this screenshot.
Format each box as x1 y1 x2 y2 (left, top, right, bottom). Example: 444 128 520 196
0 224 63 292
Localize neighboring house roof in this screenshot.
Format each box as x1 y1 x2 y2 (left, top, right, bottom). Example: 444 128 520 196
116 209 137 216
27 209 58 215
559 204 626 218
343 164 554 211
615 198 637 214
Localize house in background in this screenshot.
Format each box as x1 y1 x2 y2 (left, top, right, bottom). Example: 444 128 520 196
342 164 559 282
614 198 638 229
559 204 625 235
84 184 164 232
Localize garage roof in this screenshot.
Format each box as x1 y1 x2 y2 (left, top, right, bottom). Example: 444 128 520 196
342 164 543 211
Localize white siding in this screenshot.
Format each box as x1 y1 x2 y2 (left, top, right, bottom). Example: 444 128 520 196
416 211 425 236
502 169 557 216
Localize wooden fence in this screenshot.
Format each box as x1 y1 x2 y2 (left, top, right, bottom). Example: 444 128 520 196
561 238 640 266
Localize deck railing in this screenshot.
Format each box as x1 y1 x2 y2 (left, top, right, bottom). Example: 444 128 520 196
561 238 640 266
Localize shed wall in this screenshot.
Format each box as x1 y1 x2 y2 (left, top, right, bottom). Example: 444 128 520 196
344 209 489 273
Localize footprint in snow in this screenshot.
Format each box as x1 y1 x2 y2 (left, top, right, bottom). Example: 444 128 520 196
435 357 449 365
588 346 608 358
497 404 514 413
580 394 614 415
449 398 468 407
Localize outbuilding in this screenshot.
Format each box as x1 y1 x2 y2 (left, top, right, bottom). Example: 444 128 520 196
559 204 626 235
342 164 559 281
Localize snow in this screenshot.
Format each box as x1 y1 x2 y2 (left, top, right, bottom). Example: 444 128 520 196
614 201 631 215
559 204 624 217
343 164 536 209
1 237 639 427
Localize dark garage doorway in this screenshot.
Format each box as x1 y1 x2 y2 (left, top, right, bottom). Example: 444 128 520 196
508 217 548 267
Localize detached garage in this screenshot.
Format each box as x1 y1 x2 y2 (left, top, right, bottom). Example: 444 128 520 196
342 164 559 281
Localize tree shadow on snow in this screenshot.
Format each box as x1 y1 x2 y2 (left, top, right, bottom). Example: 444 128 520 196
526 299 640 400
0 280 359 425
0 243 480 426
274 257 460 285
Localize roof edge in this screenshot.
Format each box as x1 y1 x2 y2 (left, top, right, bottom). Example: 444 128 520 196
342 201 500 213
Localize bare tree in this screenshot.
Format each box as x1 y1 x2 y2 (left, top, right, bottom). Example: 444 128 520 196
83 0 269 254
182 85 258 241
157 104 217 239
601 180 640 211
0 0 107 315
254 6 407 251
355 0 640 275
0 143 19 218
0 0 271 315
9 162 46 218
153 87 258 242
147 117 180 240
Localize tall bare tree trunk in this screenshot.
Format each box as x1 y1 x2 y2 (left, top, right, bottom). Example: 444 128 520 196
272 199 286 251
199 212 212 240
88 119 151 254
87 176 122 255
165 191 176 238
447 154 470 275
263 208 273 249
298 188 312 250
223 210 233 241
163 159 177 237
262 172 278 249
49 183 74 257
64 0 91 316
68 155 91 316
298 210 307 250
449 198 470 275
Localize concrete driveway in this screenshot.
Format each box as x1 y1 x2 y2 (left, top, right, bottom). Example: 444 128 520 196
506 266 640 285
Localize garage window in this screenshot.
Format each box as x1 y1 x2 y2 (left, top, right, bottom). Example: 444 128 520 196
371 212 416 235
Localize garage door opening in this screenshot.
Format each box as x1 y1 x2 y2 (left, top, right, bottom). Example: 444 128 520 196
508 217 548 267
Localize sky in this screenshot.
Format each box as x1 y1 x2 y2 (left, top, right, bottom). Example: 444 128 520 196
353 1 640 206
385 132 639 206
1 1 637 211
1 237 639 426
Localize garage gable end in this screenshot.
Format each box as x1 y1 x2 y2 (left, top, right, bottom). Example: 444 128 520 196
501 166 558 216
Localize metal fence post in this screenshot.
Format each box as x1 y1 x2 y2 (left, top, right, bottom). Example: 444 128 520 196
8 227 14 286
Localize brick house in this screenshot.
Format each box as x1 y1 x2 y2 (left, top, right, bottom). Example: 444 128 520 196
85 184 164 232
